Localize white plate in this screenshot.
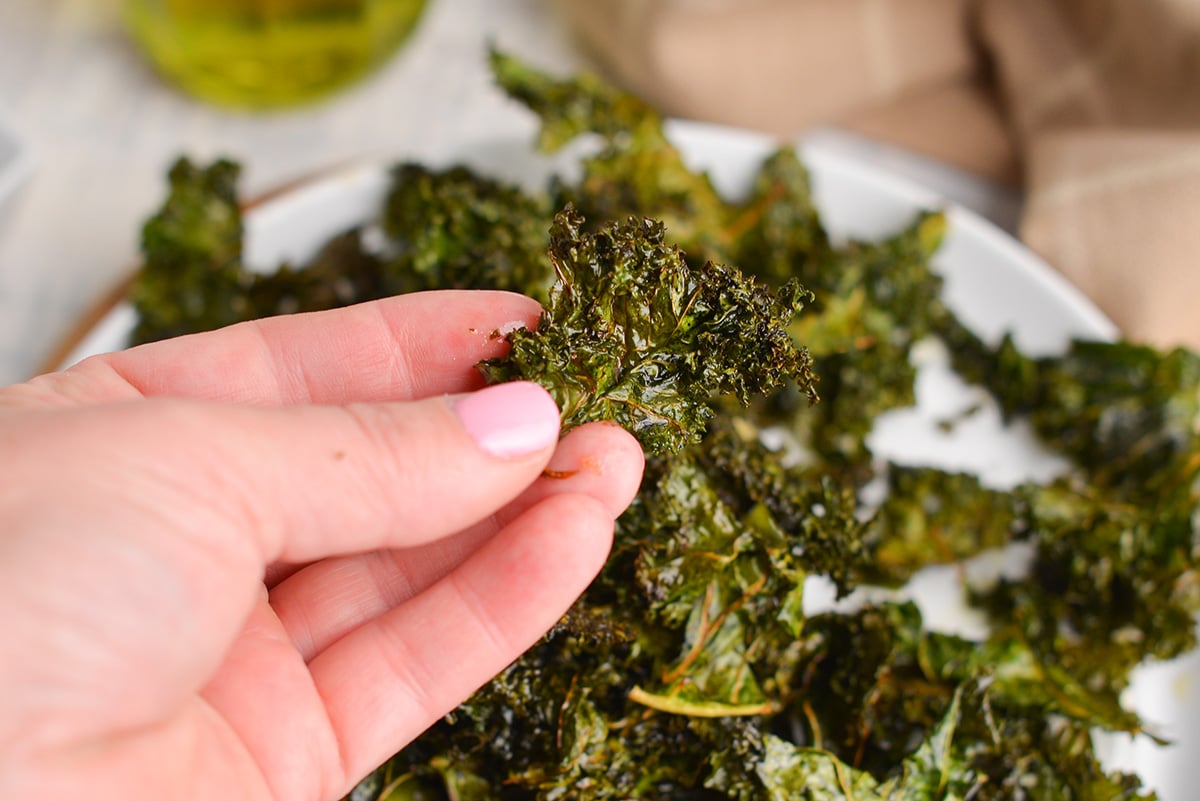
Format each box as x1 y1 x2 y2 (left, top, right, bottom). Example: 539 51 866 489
60 122 1195 799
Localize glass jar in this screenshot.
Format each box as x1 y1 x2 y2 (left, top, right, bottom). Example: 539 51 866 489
125 0 429 109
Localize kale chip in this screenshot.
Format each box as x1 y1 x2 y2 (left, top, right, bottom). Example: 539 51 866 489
131 158 250 343
480 207 817 455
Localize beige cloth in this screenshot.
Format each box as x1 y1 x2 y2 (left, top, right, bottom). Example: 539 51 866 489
558 0 1200 350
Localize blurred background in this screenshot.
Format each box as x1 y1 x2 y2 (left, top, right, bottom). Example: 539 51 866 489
1 0 1197 385
0 0 590 385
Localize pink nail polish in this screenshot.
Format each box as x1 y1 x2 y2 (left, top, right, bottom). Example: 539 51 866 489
453 382 561 458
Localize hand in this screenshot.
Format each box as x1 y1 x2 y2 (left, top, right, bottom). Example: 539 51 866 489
0 291 644 801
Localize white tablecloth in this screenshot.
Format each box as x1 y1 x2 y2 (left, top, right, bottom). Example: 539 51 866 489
0 0 589 386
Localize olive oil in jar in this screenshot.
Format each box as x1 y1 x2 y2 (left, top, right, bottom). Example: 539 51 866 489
124 0 428 109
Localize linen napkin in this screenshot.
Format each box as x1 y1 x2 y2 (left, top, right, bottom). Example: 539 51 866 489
979 0 1200 350
558 0 1200 350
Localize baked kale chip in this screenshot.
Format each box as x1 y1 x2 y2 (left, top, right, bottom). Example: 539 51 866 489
490 47 737 264
945 328 1200 502
131 158 249 343
130 159 555 344
480 207 817 454
379 162 553 299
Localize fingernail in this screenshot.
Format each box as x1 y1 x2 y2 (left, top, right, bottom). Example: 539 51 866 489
453 382 561 458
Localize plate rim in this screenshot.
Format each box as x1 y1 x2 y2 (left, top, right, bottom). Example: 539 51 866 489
792 131 1117 343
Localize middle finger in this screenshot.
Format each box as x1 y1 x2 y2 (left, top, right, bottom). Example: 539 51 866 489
269 421 644 661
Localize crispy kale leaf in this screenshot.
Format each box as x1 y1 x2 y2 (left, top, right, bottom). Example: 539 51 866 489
379 162 553 299
489 47 658 153
931 317 1200 689
131 159 556 347
861 466 1026 587
131 158 250 343
480 207 817 454
757 683 1153 801
973 480 1200 691
773 212 949 468
627 422 869 720
941 326 1200 503
491 50 951 471
245 228 387 317
369 422 870 801
728 148 831 289
761 603 1153 801
490 48 737 264
850 459 1200 695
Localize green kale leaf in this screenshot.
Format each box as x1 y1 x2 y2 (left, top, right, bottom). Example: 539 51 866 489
130 159 559 347
380 163 553 299
940 326 1200 505
862 466 1026 586
973 480 1200 691
759 211 949 469
131 158 250 343
480 207 817 454
770 603 1153 801
727 148 831 289
490 48 737 264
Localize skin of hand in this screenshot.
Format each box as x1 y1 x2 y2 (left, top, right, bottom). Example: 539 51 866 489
0 290 645 801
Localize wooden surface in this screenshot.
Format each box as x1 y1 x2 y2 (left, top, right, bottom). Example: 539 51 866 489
0 0 588 385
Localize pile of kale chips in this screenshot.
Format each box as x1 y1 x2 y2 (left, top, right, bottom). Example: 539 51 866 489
132 51 1200 801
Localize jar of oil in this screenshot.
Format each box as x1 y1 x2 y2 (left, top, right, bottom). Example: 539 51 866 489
124 0 429 109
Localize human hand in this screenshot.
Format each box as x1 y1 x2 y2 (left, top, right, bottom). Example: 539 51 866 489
0 291 644 801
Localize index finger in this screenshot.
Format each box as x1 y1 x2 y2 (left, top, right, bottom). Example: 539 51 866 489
24 290 541 407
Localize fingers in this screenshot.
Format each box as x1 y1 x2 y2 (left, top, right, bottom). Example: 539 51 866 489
269 420 645 660
307 493 615 793
196 597 347 801
13 290 541 408
0 381 562 720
